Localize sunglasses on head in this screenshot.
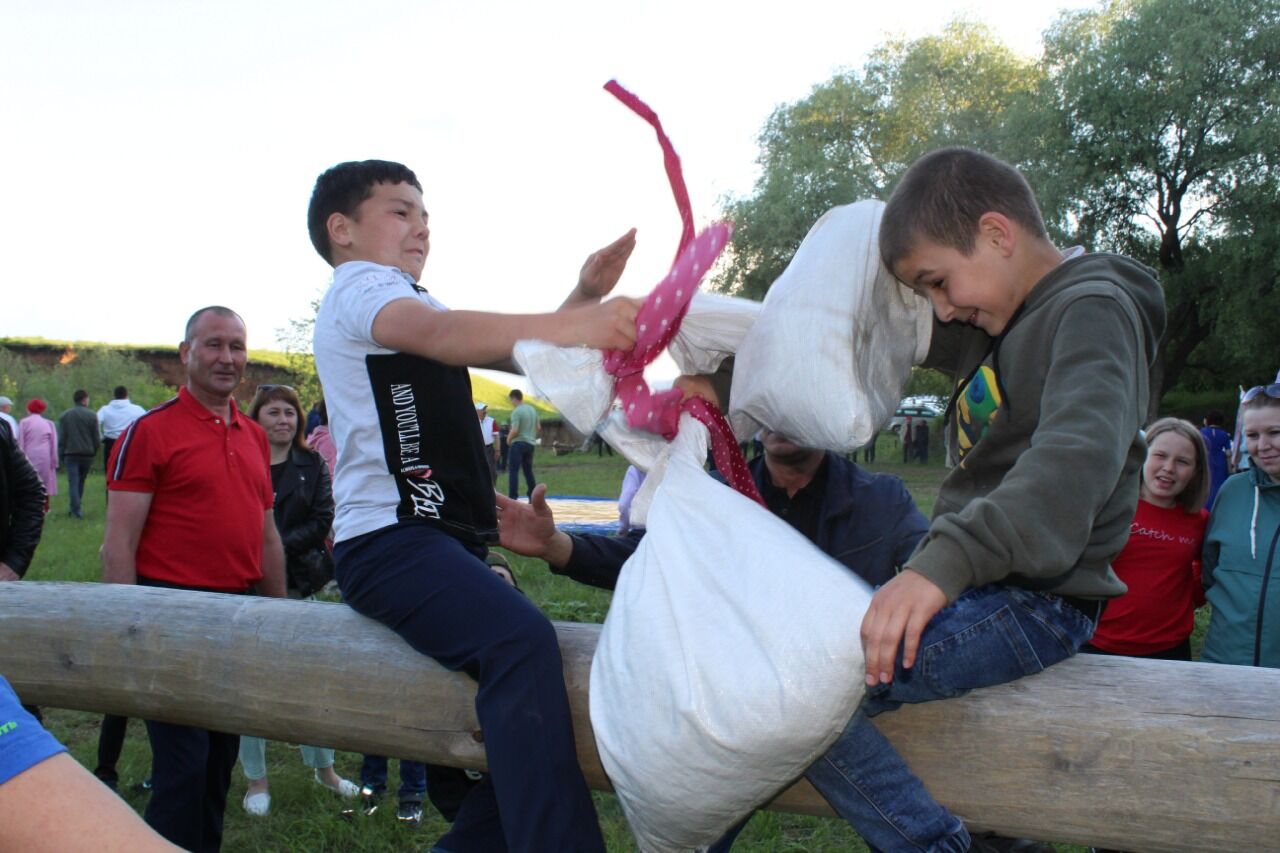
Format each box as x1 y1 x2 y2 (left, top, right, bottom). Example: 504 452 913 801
256 384 296 394
1242 383 1280 404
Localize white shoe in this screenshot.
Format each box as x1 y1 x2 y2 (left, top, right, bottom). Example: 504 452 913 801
314 770 360 798
243 790 270 816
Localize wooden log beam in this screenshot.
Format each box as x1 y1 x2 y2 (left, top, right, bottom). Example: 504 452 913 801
3 582 1278 852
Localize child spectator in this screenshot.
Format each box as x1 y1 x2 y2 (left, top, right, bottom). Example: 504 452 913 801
308 159 637 852
1200 410 1232 507
814 147 1166 852
1086 418 1210 660
1201 380 1280 668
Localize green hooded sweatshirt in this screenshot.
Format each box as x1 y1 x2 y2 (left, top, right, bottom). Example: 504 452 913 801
1202 464 1280 668
909 252 1166 602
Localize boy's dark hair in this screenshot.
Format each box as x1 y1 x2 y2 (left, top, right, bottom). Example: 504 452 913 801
73 389 88 405
308 160 423 264
113 385 128 399
1205 410 1225 426
508 389 523 401
879 147 1049 272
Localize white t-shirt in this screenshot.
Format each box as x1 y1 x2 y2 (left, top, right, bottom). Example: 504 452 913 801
313 261 496 544
479 415 496 446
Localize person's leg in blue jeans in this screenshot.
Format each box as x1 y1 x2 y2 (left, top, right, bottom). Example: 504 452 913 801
336 524 604 853
518 444 536 497
398 759 427 807
65 454 90 517
361 754 390 795
507 442 536 499
800 585 1097 853
506 442 525 499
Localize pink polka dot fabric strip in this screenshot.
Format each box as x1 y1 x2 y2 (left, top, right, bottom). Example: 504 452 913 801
600 81 764 507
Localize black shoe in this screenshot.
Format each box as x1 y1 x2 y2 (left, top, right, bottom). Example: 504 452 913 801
131 778 153 795
94 772 119 792
396 800 423 828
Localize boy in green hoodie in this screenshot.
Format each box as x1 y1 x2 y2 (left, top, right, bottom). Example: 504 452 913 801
800 148 1167 852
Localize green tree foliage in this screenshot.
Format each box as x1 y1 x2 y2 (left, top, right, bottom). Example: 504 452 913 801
1032 0 1280 395
716 1 1280 401
275 295 323 408
0 348 173 413
715 22 1042 299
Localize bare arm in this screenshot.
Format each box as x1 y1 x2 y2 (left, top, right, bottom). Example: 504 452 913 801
258 510 286 598
100 491 154 584
0 752 181 853
371 297 641 368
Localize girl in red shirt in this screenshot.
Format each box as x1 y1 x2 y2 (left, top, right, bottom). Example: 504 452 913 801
1087 418 1211 660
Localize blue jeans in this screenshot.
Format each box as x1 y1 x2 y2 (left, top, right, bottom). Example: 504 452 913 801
507 441 536 499
335 523 603 852
64 453 92 516
360 754 427 803
798 585 1097 853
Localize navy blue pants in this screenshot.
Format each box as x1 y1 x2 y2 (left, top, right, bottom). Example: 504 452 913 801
506 441 536 499
335 523 603 853
143 720 239 852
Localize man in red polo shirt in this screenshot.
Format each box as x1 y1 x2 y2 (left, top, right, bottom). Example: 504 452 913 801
101 305 285 853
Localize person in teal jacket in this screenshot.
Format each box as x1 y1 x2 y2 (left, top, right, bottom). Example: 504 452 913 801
1202 382 1280 668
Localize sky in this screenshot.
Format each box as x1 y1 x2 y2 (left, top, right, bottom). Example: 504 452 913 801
2 0 1075 366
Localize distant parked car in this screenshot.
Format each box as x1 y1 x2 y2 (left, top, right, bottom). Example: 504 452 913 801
887 403 942 437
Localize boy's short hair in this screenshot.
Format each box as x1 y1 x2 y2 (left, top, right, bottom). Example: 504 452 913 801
308 160 424 264
114 385 128 399
1205 410 1225 426
73 389 89 405
508 389 524 402
879 147 1050 271
1144 417 1210 512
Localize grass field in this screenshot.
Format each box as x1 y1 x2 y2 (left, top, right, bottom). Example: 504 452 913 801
18 435 1202 851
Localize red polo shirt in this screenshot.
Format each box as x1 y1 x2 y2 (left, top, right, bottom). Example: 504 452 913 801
108 387 273 592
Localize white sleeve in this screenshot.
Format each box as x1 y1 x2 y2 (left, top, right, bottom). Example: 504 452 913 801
330 265 431 346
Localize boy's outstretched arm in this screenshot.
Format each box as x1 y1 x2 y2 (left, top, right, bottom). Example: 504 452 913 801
860 569 948 686
372 296 641 367
496 484 574 567
562 228 638 308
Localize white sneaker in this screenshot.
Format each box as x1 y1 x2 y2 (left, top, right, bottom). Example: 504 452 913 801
314 770 360 798
243 790 270 816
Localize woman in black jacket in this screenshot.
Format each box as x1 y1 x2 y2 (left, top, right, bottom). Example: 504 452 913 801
237 384 356 816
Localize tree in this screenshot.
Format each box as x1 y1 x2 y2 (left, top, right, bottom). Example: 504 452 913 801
714 22 1042 299
275 296 322 409
1033 0 1280 396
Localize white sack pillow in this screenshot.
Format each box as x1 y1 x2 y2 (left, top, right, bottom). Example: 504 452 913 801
590 415 872 852
729 200 932 451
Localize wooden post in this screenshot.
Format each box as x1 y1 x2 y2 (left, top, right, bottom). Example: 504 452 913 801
3 582 1278 852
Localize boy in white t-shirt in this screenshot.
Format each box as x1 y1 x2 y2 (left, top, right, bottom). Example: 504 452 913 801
309 160 637 853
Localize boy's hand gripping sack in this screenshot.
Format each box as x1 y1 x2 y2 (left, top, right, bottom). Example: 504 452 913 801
590 415 872 851
730 200 933 452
